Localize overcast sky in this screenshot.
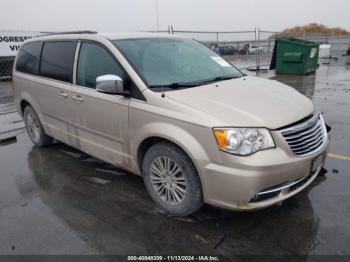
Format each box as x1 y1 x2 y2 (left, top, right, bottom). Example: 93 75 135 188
1 0 349 33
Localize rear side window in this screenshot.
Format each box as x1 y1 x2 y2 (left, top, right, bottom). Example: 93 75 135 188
40 41 77 82
16 41 43 75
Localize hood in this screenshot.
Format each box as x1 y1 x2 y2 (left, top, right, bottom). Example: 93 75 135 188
165 76 314 129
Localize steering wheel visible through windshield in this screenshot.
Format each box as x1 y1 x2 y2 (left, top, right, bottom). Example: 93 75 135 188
113 37 243 90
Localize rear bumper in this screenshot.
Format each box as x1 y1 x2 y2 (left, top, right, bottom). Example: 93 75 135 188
200 135 329 211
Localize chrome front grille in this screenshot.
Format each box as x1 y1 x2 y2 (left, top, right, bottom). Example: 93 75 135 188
281 113 327 156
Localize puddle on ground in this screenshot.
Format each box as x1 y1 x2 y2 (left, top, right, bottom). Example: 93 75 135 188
95 168 127 176
83 176 112 185
60 149 86 159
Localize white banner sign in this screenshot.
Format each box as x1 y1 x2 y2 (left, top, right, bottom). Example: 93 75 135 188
0 31 41 57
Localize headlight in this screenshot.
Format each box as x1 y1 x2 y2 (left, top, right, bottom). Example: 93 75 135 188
213 128 275 155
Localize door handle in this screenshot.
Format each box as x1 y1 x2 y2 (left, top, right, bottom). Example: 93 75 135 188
72 95 84 102
57 91 68 99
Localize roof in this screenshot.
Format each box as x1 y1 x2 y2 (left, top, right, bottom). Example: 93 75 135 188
101 32 181 40
32 31 184 42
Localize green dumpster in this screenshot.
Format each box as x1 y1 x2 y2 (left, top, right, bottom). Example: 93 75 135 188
274 37 319 75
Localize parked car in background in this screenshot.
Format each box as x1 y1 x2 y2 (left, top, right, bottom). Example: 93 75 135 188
209 45 236 55
238 43 250 55
220 45 236 55
248 45 264 54
13 32 330 217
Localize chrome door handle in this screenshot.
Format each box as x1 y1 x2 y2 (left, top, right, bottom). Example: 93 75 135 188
57 91 68 99
72 95 84 102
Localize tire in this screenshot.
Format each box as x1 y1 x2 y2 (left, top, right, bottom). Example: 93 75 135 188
142 142 203 217
23 105 53 147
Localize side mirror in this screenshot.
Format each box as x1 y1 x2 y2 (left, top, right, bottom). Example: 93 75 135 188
96 75 130 96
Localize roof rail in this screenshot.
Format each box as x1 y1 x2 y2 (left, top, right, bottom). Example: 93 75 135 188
40 30 98 36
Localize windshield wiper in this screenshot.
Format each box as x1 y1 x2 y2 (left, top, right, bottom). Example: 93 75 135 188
198 75 242 85
149 82 200 89
149 75 242 90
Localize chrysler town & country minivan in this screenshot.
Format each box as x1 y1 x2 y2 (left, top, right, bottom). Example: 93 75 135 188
12 32 330 216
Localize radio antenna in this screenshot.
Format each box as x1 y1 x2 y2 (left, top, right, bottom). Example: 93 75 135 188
155 0 159 37
155 0 165 97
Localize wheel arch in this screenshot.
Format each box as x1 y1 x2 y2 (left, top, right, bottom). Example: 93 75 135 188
137 136 191 171
133 123 210 185
18 91 42 118
20 100 30 115
18 92 48 134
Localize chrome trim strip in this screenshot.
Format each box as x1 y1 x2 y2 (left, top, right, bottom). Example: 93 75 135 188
256 175 309 195
72 41 81 85
287 128 323 144
239 168 322 211
281 112 320 135
283 121 320 139
294 139 324 155
44 113 123 143
290 133 324 150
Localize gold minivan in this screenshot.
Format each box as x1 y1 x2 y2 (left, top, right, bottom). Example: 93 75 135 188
13 32 330 216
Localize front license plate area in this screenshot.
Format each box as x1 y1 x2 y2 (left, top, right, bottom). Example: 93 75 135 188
312 152 326 173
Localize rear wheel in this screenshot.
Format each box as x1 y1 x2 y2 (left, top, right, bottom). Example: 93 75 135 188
23 106 53 147
142 142 203 217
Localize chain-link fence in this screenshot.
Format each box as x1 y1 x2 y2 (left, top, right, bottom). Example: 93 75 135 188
167 28 350 73
1 29 350 80
259 30 350 64
0 56 14 81
168 29 259 71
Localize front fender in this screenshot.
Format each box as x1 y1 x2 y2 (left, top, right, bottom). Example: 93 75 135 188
133 122 210 164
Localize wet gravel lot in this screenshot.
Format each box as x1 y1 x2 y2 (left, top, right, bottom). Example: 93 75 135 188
0 57 349 257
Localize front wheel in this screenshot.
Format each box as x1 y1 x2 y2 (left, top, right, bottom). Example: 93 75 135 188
142 142 203 217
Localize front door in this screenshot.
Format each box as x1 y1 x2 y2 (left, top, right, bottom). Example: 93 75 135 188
69 41 131 168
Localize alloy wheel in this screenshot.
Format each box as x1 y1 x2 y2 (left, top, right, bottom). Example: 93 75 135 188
149 156 187 205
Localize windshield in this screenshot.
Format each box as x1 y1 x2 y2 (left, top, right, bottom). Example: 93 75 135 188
113 38 243 90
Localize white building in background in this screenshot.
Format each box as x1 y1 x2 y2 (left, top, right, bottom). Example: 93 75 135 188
0 31 41 77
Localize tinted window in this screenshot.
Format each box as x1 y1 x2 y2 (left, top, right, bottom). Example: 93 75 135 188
77 42 125 89
40 41 77 82
16 41 43 74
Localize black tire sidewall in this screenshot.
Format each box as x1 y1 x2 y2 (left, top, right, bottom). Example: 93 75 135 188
24 106 51 147
142 142 203 217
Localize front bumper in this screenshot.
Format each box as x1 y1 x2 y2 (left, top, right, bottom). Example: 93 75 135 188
200 133 330 211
